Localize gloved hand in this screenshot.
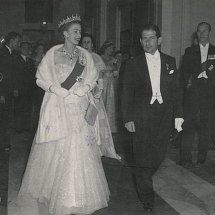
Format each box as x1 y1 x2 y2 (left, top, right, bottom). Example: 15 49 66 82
175 118 184 132
73 85 90 97
125 121 135 132
50 86 70 98
13 90 19 97
94 90 103 99
0 96 5 104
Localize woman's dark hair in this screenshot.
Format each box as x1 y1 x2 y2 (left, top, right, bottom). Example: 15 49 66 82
33 43 45 54
140 24 161 39
114 50 122 57
5 31 21 45
80 32 95 47
97 40 114 55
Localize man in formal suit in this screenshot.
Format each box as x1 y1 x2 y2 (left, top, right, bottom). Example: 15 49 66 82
0 31 21 148
122 24 183 212
13 41 36 132
178 22 215 167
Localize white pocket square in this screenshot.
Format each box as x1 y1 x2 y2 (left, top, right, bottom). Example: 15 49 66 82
169 70 174 74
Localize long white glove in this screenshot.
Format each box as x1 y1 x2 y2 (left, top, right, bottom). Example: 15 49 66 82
73 85 90 97
125 121 135 132
36 79 52 92
175 118 184 132
50 86 70 98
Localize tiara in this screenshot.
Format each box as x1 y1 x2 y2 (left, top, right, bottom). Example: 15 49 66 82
58 14 81 28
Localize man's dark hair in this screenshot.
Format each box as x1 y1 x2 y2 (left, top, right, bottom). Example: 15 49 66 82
197 22 211 31
5 31 21 45
140 24 161 38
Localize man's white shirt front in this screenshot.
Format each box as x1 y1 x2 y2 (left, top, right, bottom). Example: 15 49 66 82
145 50 163 104
197 43 209 79
200 42 209 63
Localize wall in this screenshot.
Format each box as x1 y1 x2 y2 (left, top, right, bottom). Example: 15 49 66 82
161 0 215 68
0 0 81 45
0 0 25 35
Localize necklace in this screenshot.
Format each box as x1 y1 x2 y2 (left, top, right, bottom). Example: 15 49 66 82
62 47 77 64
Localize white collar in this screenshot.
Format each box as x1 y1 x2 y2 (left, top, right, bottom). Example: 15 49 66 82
145 50 160 61
5 45 12 54
199 43 209 50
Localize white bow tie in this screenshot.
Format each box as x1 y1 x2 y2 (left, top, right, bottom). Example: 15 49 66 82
197 71 208 79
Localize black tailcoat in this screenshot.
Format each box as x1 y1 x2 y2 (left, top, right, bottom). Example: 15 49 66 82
13 54 36 131
180 44 215 163
0 46 16 143
0 46 15 99
122 51 183 204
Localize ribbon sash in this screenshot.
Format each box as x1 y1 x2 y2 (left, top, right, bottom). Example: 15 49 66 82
61 58 84 90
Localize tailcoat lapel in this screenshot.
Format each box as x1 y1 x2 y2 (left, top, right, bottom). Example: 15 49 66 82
138 53 151 89
160 52 167 93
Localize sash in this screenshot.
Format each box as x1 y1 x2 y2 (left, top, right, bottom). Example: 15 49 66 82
61 58 84 90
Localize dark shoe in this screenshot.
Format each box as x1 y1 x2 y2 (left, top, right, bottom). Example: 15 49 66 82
176 160 192 167
209 147 215 151
142 202 154 212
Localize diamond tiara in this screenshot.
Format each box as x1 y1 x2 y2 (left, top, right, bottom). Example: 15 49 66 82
58 14 81 28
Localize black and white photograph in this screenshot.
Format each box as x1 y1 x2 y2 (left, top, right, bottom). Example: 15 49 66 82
0 0 215 214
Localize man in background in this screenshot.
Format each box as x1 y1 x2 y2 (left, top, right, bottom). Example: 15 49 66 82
0 31 21 148
178 22 215 167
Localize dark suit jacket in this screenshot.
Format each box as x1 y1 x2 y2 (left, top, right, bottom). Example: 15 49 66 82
122 52 183 125
181 44 215 108
13 54 36 98
0 46 15 98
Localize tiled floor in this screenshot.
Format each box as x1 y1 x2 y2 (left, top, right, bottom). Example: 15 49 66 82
2 129 215 215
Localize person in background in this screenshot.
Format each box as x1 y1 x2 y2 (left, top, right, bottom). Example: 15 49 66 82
178 22 215 167
18 15 119 215
32 43 45 129
122 24 183 212
81 32 120 157
98 40 118 133
33 43 45 69
114 50 123 73
0 34 6 49
0 31 21 149
13 41 36 133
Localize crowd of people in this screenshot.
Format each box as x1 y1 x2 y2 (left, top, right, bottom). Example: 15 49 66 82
0 14 215 214
0 33 45 139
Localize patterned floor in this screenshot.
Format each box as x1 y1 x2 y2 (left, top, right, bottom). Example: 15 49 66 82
1 130 215 215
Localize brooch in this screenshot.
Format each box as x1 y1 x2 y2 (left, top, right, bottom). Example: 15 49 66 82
79 53 87 66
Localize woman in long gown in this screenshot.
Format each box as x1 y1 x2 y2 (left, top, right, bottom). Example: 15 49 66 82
81 33 120 156
98 41 118 133
18 15 119 215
